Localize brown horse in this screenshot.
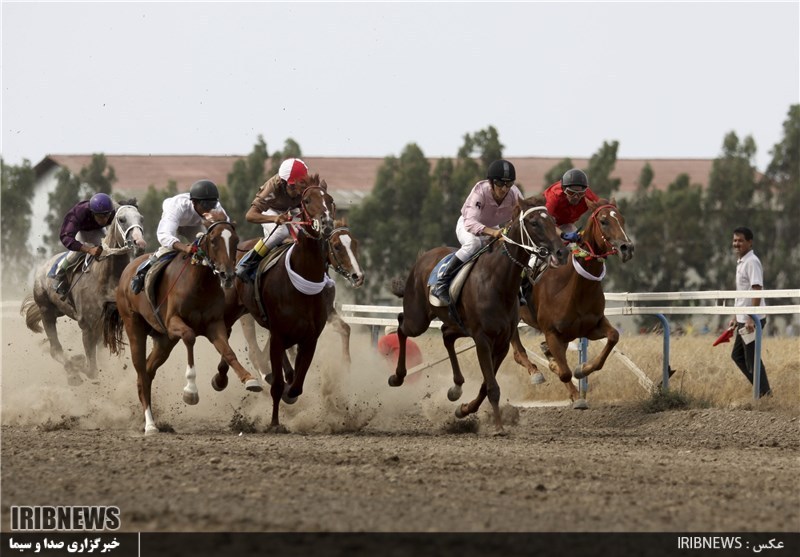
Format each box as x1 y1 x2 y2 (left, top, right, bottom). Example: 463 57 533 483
510 198 635 408
21 203 146 385
103 211 261 434
390 197 568 433
236 218 365 380
232 177 336 429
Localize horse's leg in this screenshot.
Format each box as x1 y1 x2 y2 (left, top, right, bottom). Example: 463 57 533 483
39 306 79 384
541 333 584 409
79 321 100 380
125 315 160 435
284 339 318 403
162 315 203 405
240 313 268 377
442 326 466 401
327 309 352 366
389 313 409 386
510 327 544 385
267 335 287 428
574 317 619 380
456 333 505 434
205 321 262 393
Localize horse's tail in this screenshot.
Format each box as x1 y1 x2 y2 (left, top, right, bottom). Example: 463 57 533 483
101 302 126 356
389 276 405 298
20 295 43 333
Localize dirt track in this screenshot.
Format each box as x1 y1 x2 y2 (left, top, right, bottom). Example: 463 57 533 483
1 305 798 533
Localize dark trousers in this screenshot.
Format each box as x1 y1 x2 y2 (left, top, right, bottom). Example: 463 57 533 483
731 318 771 396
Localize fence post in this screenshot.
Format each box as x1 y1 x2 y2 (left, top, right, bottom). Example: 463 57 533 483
578 337 589 398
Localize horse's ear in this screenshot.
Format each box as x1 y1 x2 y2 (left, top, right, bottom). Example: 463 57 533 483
319 176 328 191
609 197 617 207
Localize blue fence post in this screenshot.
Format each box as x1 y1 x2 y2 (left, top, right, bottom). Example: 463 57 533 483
578 337 589 398
655 314 671 390
751 315 763 400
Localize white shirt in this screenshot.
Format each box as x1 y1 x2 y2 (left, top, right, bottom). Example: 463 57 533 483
156 193 228 250
734 249 766 322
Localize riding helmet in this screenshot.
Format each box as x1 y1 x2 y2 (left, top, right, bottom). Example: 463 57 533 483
561 169 589 189
278 158 309 185
88 193 114 213
189 179 220 201
486 159 516 182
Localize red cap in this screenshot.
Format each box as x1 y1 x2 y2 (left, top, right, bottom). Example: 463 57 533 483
279 158 308 185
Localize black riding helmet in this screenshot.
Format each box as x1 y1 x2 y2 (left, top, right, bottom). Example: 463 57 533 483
486 159 516 182
189 179 219 201
561 169 588 189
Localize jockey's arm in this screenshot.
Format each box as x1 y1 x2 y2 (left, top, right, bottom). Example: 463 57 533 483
171 241 192 255
244 204 275 225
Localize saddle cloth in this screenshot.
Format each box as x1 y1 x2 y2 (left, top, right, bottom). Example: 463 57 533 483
427 253 477 307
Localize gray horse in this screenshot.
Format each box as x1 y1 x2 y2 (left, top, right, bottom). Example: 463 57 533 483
21 203 146 385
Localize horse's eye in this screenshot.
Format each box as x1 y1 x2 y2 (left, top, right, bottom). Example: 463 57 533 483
119 218 126 224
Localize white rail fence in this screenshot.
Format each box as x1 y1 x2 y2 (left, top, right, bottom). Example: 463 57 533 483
339 289 800 401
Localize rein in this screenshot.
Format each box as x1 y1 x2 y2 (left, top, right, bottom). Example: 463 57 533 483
326 226 354 279
98 206 144 259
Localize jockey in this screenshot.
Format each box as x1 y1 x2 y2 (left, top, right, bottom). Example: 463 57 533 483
234 158 312 282
52 193 116 299
543 168 599 243
431 159 523 305
130 179 229 294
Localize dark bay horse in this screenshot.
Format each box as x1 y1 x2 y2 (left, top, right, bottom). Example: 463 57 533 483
21 204 146 385
231 177 336 429
236 218 365 379
390 197 568 434
102 211 261 434
510 198 635 408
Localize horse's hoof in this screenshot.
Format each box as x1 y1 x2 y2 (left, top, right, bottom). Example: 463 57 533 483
182 389 199 405
492 429 508 437
211 373 228 392
530 372 545 385
455 405 467 419
388 374 403 387
282 393 298 405
573 365 587 380
244 379 262 393
144 425 159 436
84 367 98 380
447 384 462 401
67 374 83 387
268 424 289 434
572 398 589 410
264 373 274 385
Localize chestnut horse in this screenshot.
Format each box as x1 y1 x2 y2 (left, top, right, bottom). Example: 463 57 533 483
21 203 146 385
236 218 365 380
390 196 568 434
103 212 261 434
231 178 336 429
510 198 634 409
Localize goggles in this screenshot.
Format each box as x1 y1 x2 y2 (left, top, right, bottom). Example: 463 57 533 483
564 186 587 197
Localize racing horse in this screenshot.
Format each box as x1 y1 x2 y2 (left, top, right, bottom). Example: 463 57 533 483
228 176 336 429
21 202 146 385
390 196 568 434
102 211 261 434
510 198 634 408
236 218 365 380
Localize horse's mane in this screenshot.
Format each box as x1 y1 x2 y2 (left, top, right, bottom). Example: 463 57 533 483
333 217 349 228
116 197 139 208
524 194 547 207
203 209 229 225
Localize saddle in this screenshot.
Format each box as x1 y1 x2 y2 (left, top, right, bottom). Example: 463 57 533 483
427 254 477 308
47 252 87 280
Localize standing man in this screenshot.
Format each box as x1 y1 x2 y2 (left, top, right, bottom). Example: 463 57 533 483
728 226 772 397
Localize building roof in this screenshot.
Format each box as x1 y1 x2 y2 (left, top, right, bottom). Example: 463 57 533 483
34 154 717 200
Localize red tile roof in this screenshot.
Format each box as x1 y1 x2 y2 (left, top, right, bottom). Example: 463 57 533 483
35 154 716 198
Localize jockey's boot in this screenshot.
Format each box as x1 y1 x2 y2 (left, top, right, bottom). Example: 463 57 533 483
520 277 533 306
53 273 69 300
130 257 154 294
235 248 264 283
431 255 463 305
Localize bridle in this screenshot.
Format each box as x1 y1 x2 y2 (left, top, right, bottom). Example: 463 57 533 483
288 185 335 241
500 206 556 270
574 204 628 261
99 205 144 258
190 220 237 281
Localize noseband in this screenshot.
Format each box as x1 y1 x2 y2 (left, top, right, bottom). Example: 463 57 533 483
500 206 555 267
291 185 335 240
99 206 144 257
576 204 627 261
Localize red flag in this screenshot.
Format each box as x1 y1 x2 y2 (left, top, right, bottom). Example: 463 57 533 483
712 327 734 347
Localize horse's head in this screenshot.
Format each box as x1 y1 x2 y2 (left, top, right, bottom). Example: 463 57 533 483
583 198 635 263
327 218 365 287
199 213 239 288
512 196 569 268
109 205 147 257
298 174 335 239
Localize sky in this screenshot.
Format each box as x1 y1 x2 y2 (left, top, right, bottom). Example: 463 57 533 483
2 1 798 172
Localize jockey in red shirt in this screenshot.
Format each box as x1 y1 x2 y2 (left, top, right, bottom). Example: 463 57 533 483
543 168 599 243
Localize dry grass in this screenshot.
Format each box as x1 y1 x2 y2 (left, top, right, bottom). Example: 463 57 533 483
501 332 799 411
